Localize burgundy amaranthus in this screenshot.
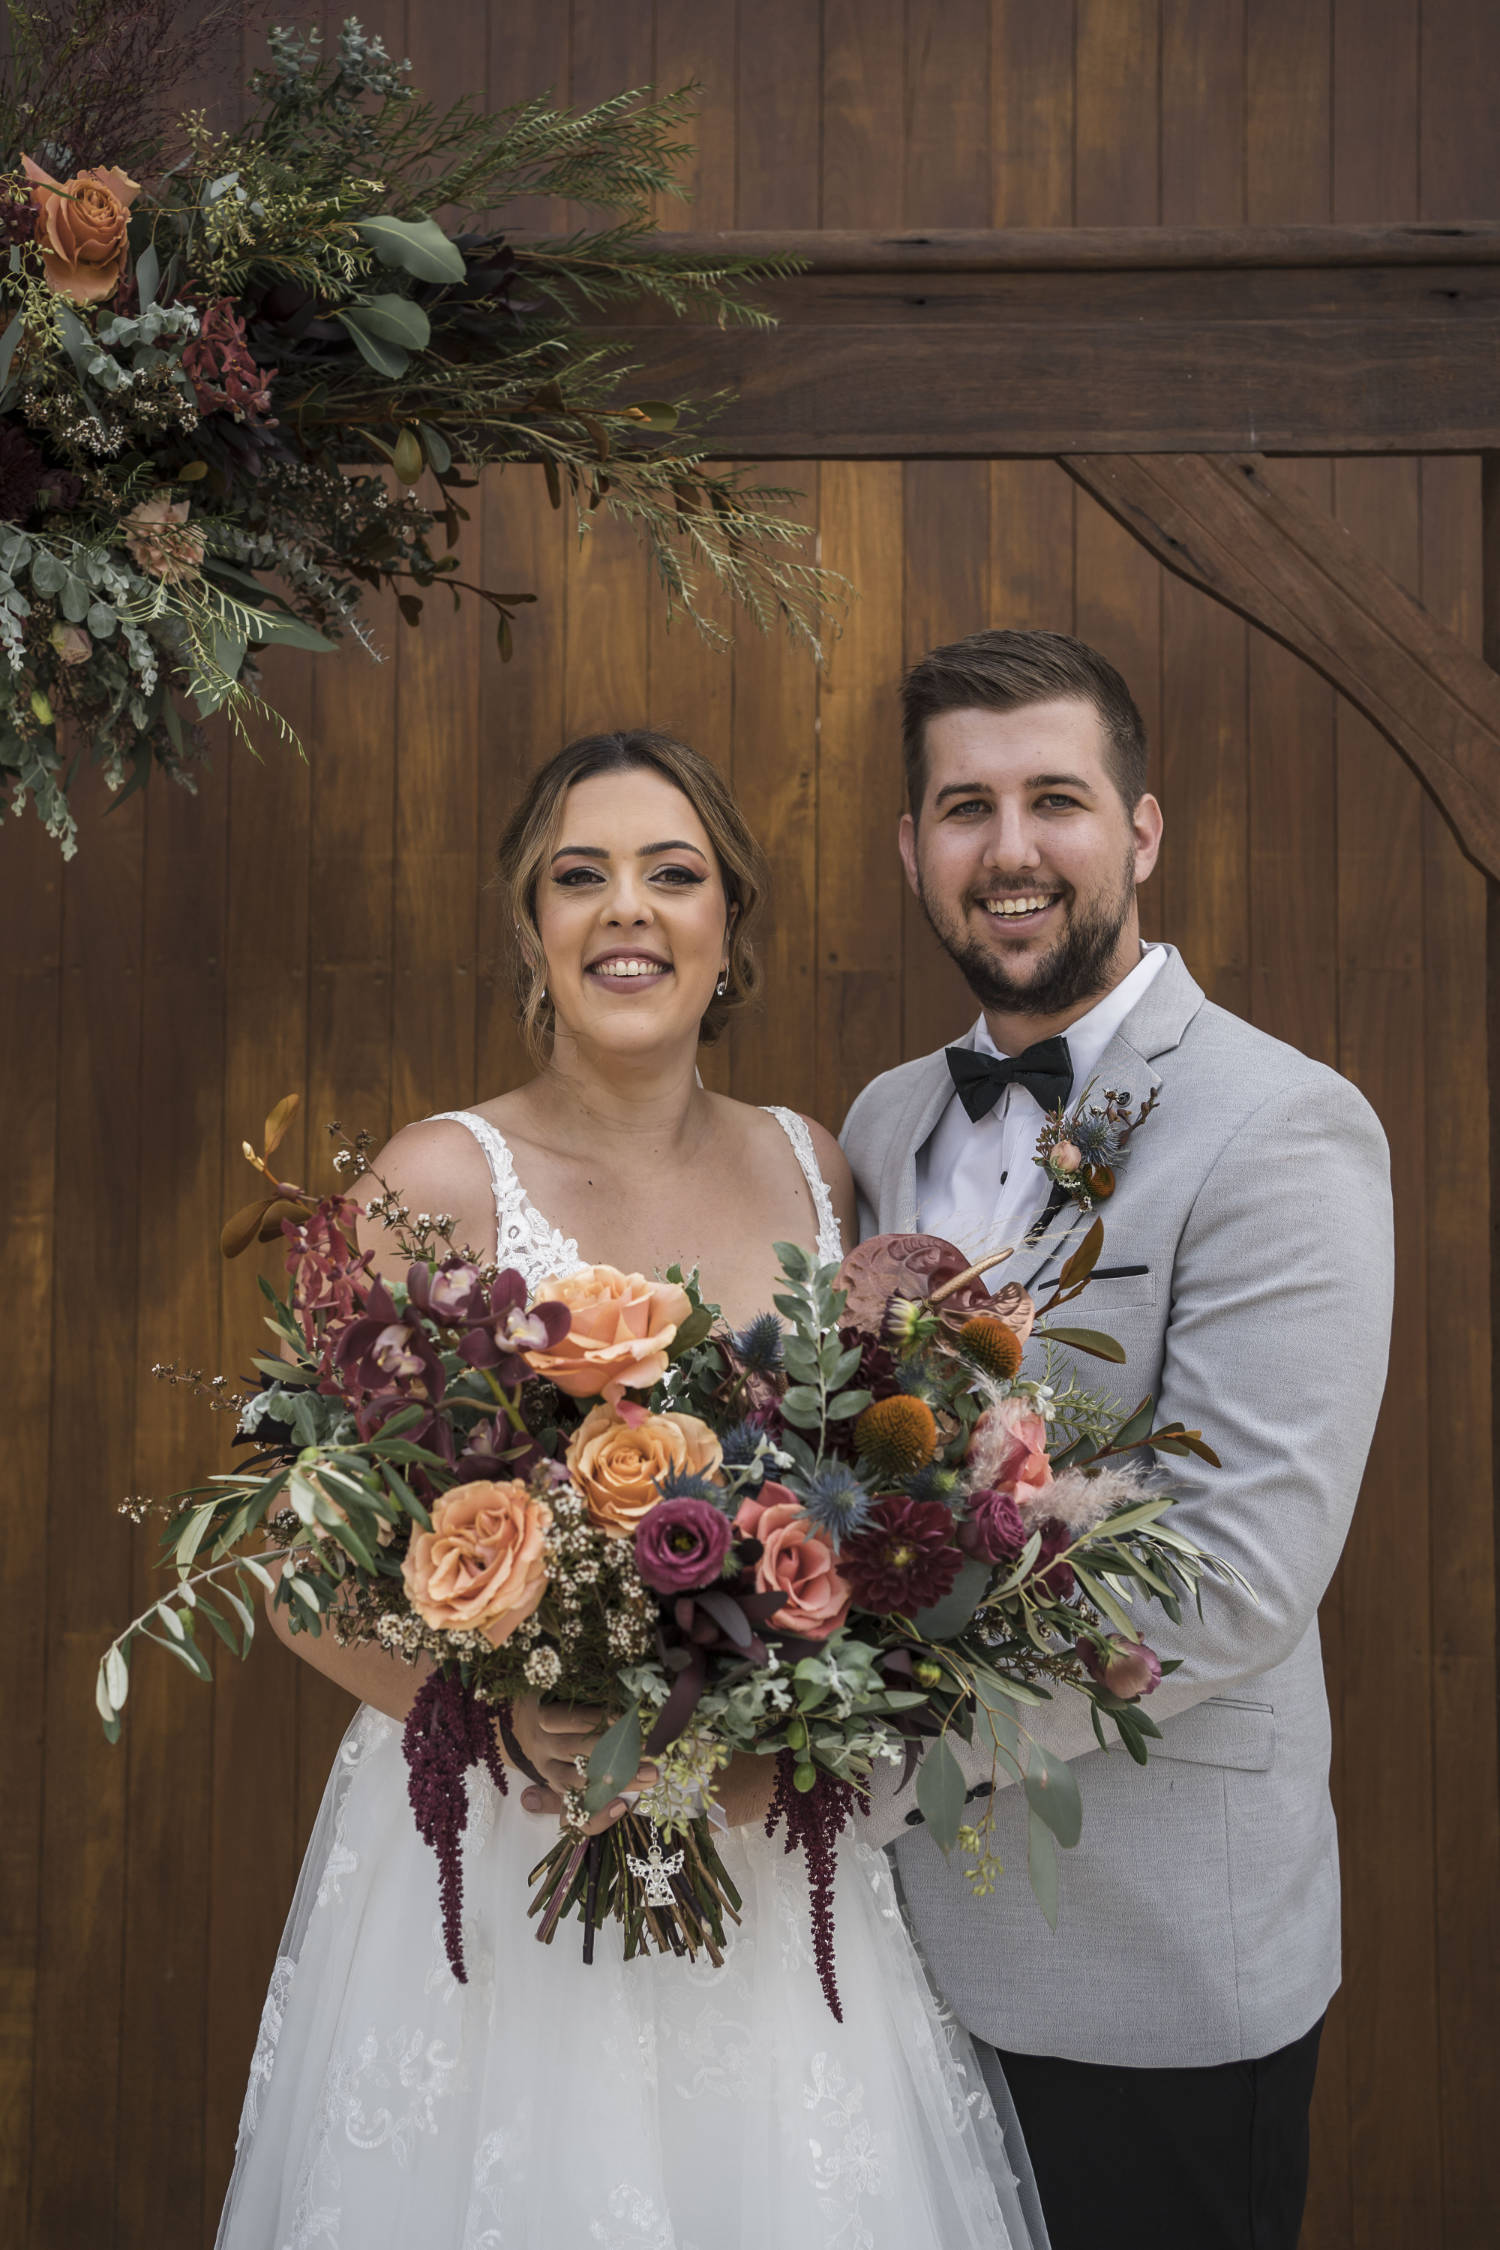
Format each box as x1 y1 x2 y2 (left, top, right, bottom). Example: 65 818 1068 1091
765 1753 865 2021
403 1673 509 1982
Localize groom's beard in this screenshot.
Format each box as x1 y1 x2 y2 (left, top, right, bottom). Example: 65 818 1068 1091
917 846 1137 1017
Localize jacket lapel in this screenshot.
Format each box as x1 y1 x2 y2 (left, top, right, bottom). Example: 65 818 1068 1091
885 1044 969 1232
1012 949 1206 1295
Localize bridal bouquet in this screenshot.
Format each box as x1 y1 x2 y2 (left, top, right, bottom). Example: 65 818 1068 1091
0 9 832 854
100 1098 1239 2018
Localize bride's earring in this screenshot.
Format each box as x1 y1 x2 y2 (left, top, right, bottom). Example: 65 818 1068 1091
716 967 728 998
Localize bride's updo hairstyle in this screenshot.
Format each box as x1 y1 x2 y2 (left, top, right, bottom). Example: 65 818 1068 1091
497 728 768 1065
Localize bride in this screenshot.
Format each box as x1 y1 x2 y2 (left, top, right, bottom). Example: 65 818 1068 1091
217 728 1047 2250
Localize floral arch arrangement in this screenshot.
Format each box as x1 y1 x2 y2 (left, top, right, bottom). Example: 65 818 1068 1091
0 6 834 856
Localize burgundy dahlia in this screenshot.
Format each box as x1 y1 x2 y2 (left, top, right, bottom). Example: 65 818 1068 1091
957 1486 1027 1565
839 1495 963 1614
635 1495 734 1594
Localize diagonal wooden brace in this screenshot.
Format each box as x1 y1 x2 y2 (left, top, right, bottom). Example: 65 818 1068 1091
1060 451 1500 881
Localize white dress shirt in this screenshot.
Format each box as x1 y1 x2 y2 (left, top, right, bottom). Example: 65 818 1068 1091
915 944 1168 1264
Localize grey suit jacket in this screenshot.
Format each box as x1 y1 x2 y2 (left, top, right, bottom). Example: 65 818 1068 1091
839 947 1394 2067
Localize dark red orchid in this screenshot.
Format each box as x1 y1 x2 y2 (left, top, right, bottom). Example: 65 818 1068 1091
404 1258 571 1382
332 1277 448 1404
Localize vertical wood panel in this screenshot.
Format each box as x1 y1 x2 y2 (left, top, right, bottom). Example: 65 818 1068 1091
1335 452 1441 2249
203 650 313 2222
991 0 1075 227
1243 15 1345 2229
905 0 990 225
476 466 569 1104
653 0 737 229
1417 14 1500 2242
728 464 822 1117
0 818 59 2244
28 777 145 2250
821 0 906 229
815 462 904 1126
735 0 822 227
901 464 990 1058
1332 16 1437 2245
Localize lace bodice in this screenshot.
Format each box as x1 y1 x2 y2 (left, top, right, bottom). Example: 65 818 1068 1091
426 1103 843 1293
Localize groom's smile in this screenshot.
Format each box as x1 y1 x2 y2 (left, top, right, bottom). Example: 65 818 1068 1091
898 697 1162 1042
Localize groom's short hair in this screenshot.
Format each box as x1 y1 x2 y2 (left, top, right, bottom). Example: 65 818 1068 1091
901 629 1148 816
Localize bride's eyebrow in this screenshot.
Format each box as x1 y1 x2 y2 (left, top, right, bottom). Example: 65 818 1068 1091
548 840 708 863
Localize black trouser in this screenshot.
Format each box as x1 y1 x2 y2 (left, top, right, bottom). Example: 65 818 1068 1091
989 2014 1324 2250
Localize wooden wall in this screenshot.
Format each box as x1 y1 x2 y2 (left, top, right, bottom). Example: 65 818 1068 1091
4 2 1498 2243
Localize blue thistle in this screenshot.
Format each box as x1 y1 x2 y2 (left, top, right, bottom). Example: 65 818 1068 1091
798 1461 874 1545
1069 1110 1119 1164
903 1463 961 1510
730 1310 784 1373
720 1417 772 1491
655 1469 731 1509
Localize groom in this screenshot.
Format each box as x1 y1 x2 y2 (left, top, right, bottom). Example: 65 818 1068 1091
841 630 1394 2250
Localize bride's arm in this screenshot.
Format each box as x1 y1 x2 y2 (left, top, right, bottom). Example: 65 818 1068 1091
799 1115 860 1248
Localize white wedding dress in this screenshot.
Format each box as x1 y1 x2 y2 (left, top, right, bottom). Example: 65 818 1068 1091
217 1107 1045 2250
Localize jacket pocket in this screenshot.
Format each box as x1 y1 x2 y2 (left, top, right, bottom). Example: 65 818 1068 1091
1148 1696 1276 1772
1079 1265 1156 1310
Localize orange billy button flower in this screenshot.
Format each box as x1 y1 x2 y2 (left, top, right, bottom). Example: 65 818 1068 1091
854 1394 939 1480
957 1315 1024 1384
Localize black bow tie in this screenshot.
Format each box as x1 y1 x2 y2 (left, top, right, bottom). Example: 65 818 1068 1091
945 1035 1074 1122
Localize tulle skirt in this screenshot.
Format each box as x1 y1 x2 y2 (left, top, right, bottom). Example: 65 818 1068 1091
216 1707 1045 2250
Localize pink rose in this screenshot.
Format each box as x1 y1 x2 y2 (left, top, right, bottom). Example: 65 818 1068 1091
966 1393 1052 1506
734 1482 851 1641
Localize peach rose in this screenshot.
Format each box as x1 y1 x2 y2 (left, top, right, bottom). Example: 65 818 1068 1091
401 1478 551 1645
734 1482 851 1641
523 1264 692 1405
123 494 207 583
22 154 139 304
566 1401 722 1538
966 1394 1052 1508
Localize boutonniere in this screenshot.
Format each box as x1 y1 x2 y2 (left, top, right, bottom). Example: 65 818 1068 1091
1035 1081 1160 1211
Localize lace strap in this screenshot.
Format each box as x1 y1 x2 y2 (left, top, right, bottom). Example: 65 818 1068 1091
425 1109 517 1266
762 1105 844 1264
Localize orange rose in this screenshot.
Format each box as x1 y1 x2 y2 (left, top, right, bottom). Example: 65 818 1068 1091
22 154 139 304
523 1264 691 1405
123 494 207 583
401 1478 551 1645
566 1402 722 1538
734 1484 851 1641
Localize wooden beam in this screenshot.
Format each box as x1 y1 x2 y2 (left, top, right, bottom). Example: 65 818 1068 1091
577 225 1500 456
1059 452 1500 881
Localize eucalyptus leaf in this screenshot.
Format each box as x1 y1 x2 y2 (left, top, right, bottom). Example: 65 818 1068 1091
1022 1741 1083 1848
0 308 24 398
584 1706 642 1814
136 241 160 308
1027 1805 1060 1929
348 293 431 349
354 214 466 283
914 1732 966 1852
245 610 338 654
334 309 409 378
104 1643 130 1710
29 551 67 596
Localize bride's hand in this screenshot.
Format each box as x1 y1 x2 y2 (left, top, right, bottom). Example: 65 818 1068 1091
503 1694 657 1832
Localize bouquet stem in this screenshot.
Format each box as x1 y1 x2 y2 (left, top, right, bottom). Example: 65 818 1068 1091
527 1811 741 1967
